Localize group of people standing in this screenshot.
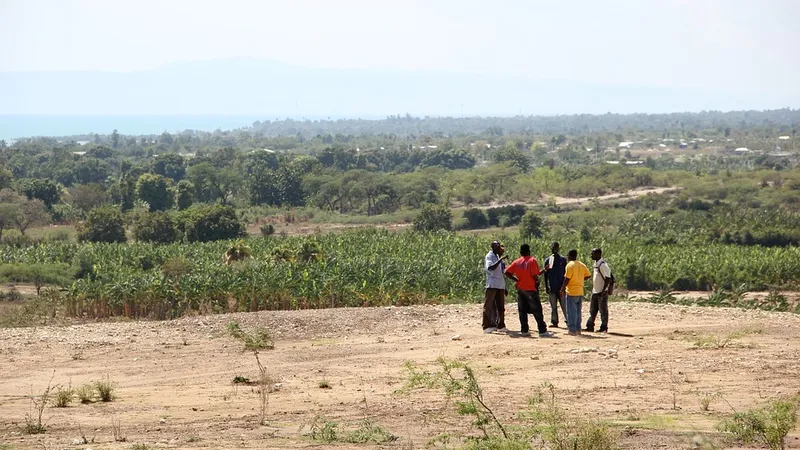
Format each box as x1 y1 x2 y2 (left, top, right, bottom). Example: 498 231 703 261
482 241 613 337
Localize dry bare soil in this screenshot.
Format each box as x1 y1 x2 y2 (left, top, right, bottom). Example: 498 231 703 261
1 301 799 449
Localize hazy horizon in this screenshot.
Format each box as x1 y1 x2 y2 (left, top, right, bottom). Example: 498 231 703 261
1 0 799 129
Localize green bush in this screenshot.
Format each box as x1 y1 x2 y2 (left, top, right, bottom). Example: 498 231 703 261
412 204 452 232
519 211 544 238
135 173 173 212
719 397 798 450
461 208 489 230
487 205 526 227
78 207 127 243
179 204 245 243
174 180 195 210
260 224 275 236
133 211 179 244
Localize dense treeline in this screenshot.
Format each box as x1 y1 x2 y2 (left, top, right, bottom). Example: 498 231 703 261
1 110 798 248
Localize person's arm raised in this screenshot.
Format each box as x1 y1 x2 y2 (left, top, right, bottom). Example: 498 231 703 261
487 254 507 271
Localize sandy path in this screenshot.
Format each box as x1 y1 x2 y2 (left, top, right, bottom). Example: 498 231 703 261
1 301 799 449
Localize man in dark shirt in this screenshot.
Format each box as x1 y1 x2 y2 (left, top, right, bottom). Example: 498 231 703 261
542 242 568 328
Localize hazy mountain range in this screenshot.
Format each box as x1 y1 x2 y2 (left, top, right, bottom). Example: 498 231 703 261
2 58 797 118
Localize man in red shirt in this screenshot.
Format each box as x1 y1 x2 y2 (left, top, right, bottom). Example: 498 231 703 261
504 244 551 337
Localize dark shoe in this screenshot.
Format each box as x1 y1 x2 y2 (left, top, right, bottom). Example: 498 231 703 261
583 327 595 332
551 323 559 328
598 328 608 333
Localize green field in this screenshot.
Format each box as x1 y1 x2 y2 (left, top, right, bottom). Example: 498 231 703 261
3 230 799 320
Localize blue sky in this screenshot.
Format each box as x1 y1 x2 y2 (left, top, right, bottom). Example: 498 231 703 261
1 0 798 115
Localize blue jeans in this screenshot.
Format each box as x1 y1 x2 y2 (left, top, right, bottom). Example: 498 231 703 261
566 295 583 333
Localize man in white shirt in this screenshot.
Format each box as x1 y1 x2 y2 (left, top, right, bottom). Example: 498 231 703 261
483 240 509 333
585 248 612 333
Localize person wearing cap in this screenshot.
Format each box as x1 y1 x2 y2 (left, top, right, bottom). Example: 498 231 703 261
483 240 509 333
542 242 568 328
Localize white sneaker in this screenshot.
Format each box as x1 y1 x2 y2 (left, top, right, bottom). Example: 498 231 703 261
497 327 511 333
519 331 531 337
483 327 497 334
539 331 555 338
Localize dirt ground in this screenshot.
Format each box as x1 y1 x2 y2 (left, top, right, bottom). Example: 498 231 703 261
1 299 799 450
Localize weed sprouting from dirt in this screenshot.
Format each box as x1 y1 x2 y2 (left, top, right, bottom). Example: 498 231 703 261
227 320 274 351
306 416 396 444
668 369 686 410
400 360 616 450
345 419 397 444
318 380 331 389
699 392 721 412
53 383 74 408
76 383 94 403
228 321 275 425
131 444 150 450
309 415 339 442
719 397 798 450
523 382 618 450
401 357 510 440
691 326 763 349
111 417 127 442
232 375 250 384
95 377 116 402
23 372 55 434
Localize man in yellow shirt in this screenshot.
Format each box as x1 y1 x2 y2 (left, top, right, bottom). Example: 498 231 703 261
560 249 591 336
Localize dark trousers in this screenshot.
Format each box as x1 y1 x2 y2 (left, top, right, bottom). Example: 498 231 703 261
548 290 568 326
517 290 548 334
482 288 506 330
586 292 609 330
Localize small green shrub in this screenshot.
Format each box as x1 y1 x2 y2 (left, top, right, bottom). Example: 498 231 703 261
344 419 397 444
309 416 339 442
95 379 115 402
524 382 617 450
53 385 74 408
23 377 54 435
76 384 95 403
318 380 331 389
692 326 762 349
227 321 274 351
699 392 721 412
232 376 250 384
719 397 798 450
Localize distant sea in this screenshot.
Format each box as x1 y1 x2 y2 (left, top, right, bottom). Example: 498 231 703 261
0 114 359 141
